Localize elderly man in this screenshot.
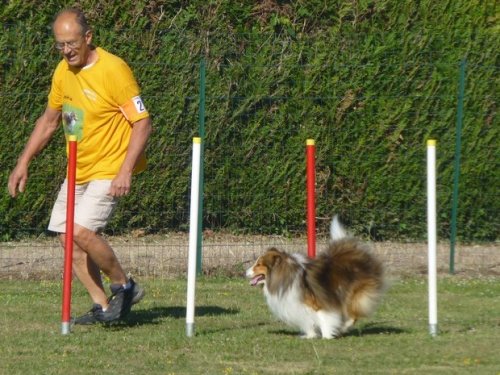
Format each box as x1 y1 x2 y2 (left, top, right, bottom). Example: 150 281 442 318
8 8 152 324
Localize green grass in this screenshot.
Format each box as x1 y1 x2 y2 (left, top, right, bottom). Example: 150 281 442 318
1 276 499 374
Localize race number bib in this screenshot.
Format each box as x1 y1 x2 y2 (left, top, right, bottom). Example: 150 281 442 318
120 95 148 121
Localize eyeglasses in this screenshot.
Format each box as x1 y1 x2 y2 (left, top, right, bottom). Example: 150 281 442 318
54 34 87 51
54 39 84 51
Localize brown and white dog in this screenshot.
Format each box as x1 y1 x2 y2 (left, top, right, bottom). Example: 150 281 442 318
246 215 386 339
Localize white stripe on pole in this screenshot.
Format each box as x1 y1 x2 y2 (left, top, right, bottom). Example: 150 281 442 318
427 139 438 337
186 137 202 337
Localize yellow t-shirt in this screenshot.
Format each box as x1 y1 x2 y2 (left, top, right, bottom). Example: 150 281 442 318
48 47 149 184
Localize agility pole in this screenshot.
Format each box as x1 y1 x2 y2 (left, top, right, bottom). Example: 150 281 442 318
427 139 438 337
186 137 202 337
61 135 77 335
306 139 316 258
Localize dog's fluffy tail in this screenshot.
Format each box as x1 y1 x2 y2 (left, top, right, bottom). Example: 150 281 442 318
330 215 349 241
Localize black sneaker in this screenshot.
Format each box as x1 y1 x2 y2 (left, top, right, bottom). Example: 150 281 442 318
73 280 145 324
99 278 138 322
72 304 104 325
130 281 145 305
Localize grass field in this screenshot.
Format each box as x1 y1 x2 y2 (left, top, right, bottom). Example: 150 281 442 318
1 275 499 374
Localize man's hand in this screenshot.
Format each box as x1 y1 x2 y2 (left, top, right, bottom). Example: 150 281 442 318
8 164 29 198
109 171 132 197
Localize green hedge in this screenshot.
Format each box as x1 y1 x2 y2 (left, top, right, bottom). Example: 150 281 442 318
1 0 498 241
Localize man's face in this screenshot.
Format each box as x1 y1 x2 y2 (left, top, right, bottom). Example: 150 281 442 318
53 14 92 68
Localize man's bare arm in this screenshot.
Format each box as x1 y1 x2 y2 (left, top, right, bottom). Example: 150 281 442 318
109 116 153 197
8 107 61 197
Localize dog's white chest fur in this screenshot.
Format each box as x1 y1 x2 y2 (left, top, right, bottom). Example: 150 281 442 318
264 278 316 330
264 281 344 339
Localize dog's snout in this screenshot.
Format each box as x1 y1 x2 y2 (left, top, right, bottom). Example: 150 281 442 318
245 267 254 278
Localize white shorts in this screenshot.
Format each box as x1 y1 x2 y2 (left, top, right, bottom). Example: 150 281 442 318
48 179 117 233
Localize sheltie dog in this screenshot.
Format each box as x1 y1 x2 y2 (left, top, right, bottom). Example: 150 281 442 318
246 215 386 339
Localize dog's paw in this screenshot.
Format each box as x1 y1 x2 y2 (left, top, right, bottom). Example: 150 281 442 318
321 332 342 339
300 331 319 339
341 318 356 333
320 327 343 339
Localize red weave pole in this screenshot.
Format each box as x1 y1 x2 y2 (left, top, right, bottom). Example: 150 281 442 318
61 135 77 334
306 139 316 258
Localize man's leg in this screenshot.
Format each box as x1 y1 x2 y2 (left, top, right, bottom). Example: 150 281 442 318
58 233 109 308
72 224 127 287
72 224 139 321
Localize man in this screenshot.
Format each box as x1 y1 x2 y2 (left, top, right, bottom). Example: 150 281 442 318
7 8 152 324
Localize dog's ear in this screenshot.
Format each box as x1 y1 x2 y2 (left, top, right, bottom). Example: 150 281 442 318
272 253 283 266
266 247 283 266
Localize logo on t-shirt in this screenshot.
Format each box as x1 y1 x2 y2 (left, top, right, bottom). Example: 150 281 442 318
83 88 98 102
62 104 84 141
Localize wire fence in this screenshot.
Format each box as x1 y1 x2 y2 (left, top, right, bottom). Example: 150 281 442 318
1 234 498 280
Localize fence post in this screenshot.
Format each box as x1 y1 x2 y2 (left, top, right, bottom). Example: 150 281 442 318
450 58 466 275
197 58 206 275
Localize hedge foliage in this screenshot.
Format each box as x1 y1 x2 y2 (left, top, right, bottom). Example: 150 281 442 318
0 0 498 241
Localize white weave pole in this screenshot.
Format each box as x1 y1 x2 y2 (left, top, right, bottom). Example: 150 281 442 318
186 137 202 337
427 139 438 337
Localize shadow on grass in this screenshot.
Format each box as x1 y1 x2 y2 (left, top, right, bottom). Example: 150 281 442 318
269 322 407 338
105 305 239 327
197 321 270 336
345 323 407 337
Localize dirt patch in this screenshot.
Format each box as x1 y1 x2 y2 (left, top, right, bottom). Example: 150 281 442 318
1 233 499 280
